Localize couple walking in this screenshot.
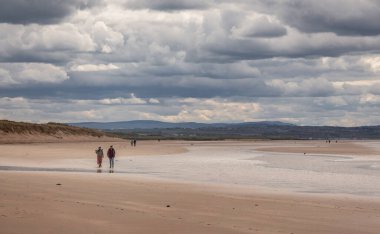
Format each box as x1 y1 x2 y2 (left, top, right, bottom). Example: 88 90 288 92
95 145 116 168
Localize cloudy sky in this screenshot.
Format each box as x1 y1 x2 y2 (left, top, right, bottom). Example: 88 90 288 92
1 0 380 126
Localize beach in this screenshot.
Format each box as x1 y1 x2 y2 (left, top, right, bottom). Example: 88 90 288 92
1 140 380 233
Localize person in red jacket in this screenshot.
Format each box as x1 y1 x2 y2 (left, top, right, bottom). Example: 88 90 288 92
95 146 104 168
107 145 116 169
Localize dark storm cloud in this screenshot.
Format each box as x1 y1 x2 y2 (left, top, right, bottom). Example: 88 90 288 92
0 51 74 64
202 35 380 62
125 0 213 11
248 57 374 81
255 0 380 36
0 69 337 100
0 0 102 24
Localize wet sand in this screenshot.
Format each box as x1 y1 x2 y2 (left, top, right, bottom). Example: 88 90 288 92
1 140 380 234
1 172 380 234
256 140 379 156
0 140 187 167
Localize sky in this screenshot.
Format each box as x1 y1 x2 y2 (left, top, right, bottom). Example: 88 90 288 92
1 0 380 126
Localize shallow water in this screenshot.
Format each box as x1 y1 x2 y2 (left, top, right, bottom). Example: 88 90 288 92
2 143 380 197
116 145 380 197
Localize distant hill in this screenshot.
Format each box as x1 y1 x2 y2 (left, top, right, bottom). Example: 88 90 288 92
69 120 294 130
69 120 380 140
3 120 380 141
110 124 380 140
0 120 119 143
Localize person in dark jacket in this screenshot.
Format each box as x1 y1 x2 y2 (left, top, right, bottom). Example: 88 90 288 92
107 145 116 168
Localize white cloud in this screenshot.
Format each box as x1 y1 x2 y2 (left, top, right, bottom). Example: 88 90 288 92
267 77 335 97
91 21 124 53
148 98 160 104
0 68 16 85
0 63 69 87
360 94 380 105
0 96 29 106
360 55 380 73
161 98 261 122
231 14 287 38
0 23 96 55
70 63 119 72
18 64 69 83
99 93 147 105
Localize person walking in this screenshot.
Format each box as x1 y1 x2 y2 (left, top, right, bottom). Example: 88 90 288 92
107 145 116 169
95 146 104 168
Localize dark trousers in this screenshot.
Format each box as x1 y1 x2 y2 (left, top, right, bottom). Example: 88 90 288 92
109 157 114 168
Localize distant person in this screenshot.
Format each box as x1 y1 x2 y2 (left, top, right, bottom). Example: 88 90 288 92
107 145 116 169
130 140 134 146
95 146 104 168
133 139 137 147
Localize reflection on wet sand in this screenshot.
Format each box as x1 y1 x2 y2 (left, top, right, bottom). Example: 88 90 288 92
0 166 123 174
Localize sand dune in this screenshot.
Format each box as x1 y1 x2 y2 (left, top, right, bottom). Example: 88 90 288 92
0 132 121 144
0 120 120 143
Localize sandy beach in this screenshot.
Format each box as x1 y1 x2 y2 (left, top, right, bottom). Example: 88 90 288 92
1 140 380 234
3 0 380 233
